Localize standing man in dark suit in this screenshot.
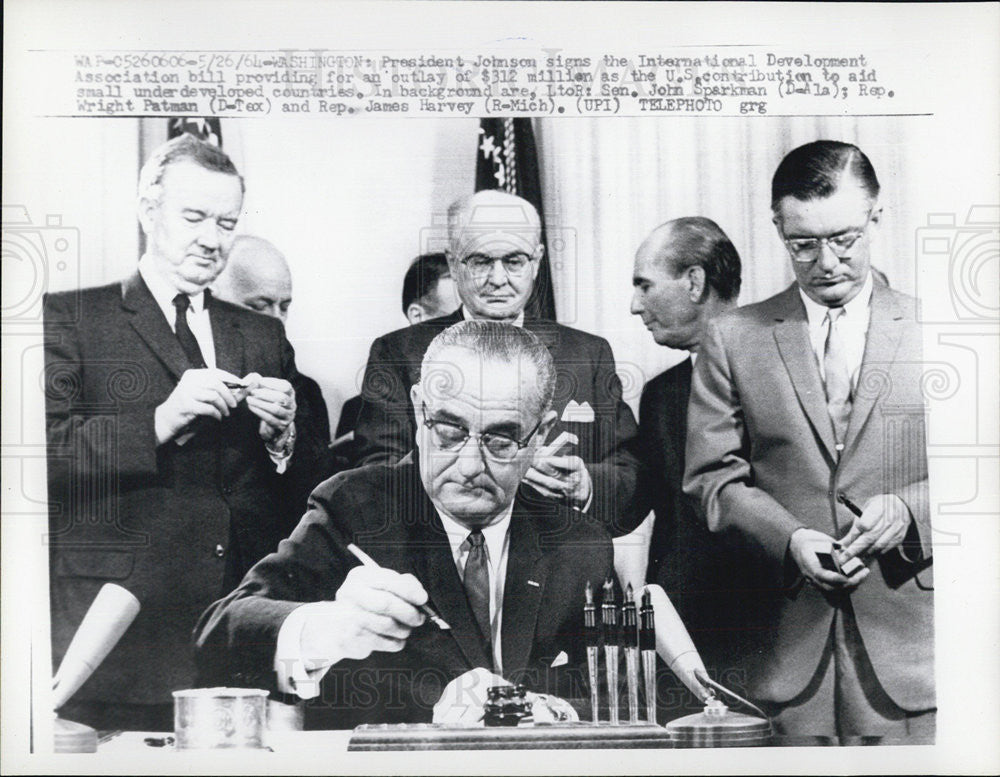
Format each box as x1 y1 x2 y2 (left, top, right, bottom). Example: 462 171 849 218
630 217 742 683
353 190 642 536
684 141 934 743
213 234 333 512
44 135 307 731
195 321 613 726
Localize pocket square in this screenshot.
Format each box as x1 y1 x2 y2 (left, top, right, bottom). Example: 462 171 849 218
561 400 595 423
550 651 569 668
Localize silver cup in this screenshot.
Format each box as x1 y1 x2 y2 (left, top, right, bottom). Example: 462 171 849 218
173 687 269 750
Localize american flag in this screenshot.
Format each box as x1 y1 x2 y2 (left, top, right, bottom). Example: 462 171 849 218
168 117 222 147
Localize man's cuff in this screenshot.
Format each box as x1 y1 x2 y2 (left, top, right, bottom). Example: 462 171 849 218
266 422 297 473
274 601 339 699
896 512 924 564
783 528 807 590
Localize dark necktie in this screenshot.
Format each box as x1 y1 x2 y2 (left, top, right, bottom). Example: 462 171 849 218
463 530 493 665
823 307 852 449
172 293 207 369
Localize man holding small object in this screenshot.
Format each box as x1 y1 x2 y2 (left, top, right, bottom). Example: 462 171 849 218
195 321 614 727
353 190 643 535
684 140 934 742
44 135 312 731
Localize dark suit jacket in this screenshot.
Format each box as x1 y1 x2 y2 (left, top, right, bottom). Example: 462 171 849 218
352 308 643 536
43 273 321 705
684 282 934 711
194 460 614 727
283 373 334 515
636 358 744 679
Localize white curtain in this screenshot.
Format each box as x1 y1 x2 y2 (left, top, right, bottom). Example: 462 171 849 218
535 115 915 415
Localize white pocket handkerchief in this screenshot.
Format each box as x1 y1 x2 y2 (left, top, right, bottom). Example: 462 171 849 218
550 651 569 668
561 400 595 423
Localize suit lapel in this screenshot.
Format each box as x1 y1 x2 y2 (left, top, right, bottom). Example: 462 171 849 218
207 293 246 377
500 504 547 676
771 286 838 462
661 359 693 487
523 317 560 352
121 272 190 381
843 284 905 454
409 490 492 670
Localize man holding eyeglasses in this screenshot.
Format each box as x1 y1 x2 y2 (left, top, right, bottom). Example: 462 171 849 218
196 321 613 726
353 189 642 537
684 140 933 743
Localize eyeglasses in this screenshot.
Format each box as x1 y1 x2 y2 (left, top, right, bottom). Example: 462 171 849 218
458 252 535 281
420 402 541 462
781 208 875 263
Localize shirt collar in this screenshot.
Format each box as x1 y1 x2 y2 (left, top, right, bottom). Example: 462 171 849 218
436 501 514 562
798 270 874 326
460 305 525 328
138 254 207 317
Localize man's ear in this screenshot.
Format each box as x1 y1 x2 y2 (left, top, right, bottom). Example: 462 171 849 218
406 303 426 325
529 243 544 283
869 203 883 230
137 196 157 237
410 383 423 417
686 265 708 303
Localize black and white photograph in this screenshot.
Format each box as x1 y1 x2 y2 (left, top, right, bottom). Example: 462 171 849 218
2 2 998 774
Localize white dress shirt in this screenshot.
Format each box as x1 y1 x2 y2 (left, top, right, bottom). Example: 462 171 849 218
798 271 874 391
437 505 512 674
138 254 217 367
274 505 514 699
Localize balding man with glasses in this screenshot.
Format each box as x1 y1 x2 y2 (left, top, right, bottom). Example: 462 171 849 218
195 321 614 726
353 190 642 537
684 140 934 743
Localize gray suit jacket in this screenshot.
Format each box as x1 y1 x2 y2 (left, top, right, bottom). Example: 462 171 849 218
684 282 934 711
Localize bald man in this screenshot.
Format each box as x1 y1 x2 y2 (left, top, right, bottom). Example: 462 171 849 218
353 190 643 537
215 236 295 322
630 217 744 687
214 236 333 513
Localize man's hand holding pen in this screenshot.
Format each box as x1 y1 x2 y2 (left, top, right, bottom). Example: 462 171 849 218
298 566 428 667
837 492 913 561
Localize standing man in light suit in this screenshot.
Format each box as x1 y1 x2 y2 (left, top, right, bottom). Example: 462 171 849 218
684 141 934 743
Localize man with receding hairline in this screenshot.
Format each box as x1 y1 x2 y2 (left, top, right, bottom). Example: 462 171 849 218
684 140 934 743
195 321 613 727
630 216 743 684
353 190 642 537
43 135 309 731
215 235 295 322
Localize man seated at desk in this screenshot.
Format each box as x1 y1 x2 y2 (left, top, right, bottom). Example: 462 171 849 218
195 321 613 727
